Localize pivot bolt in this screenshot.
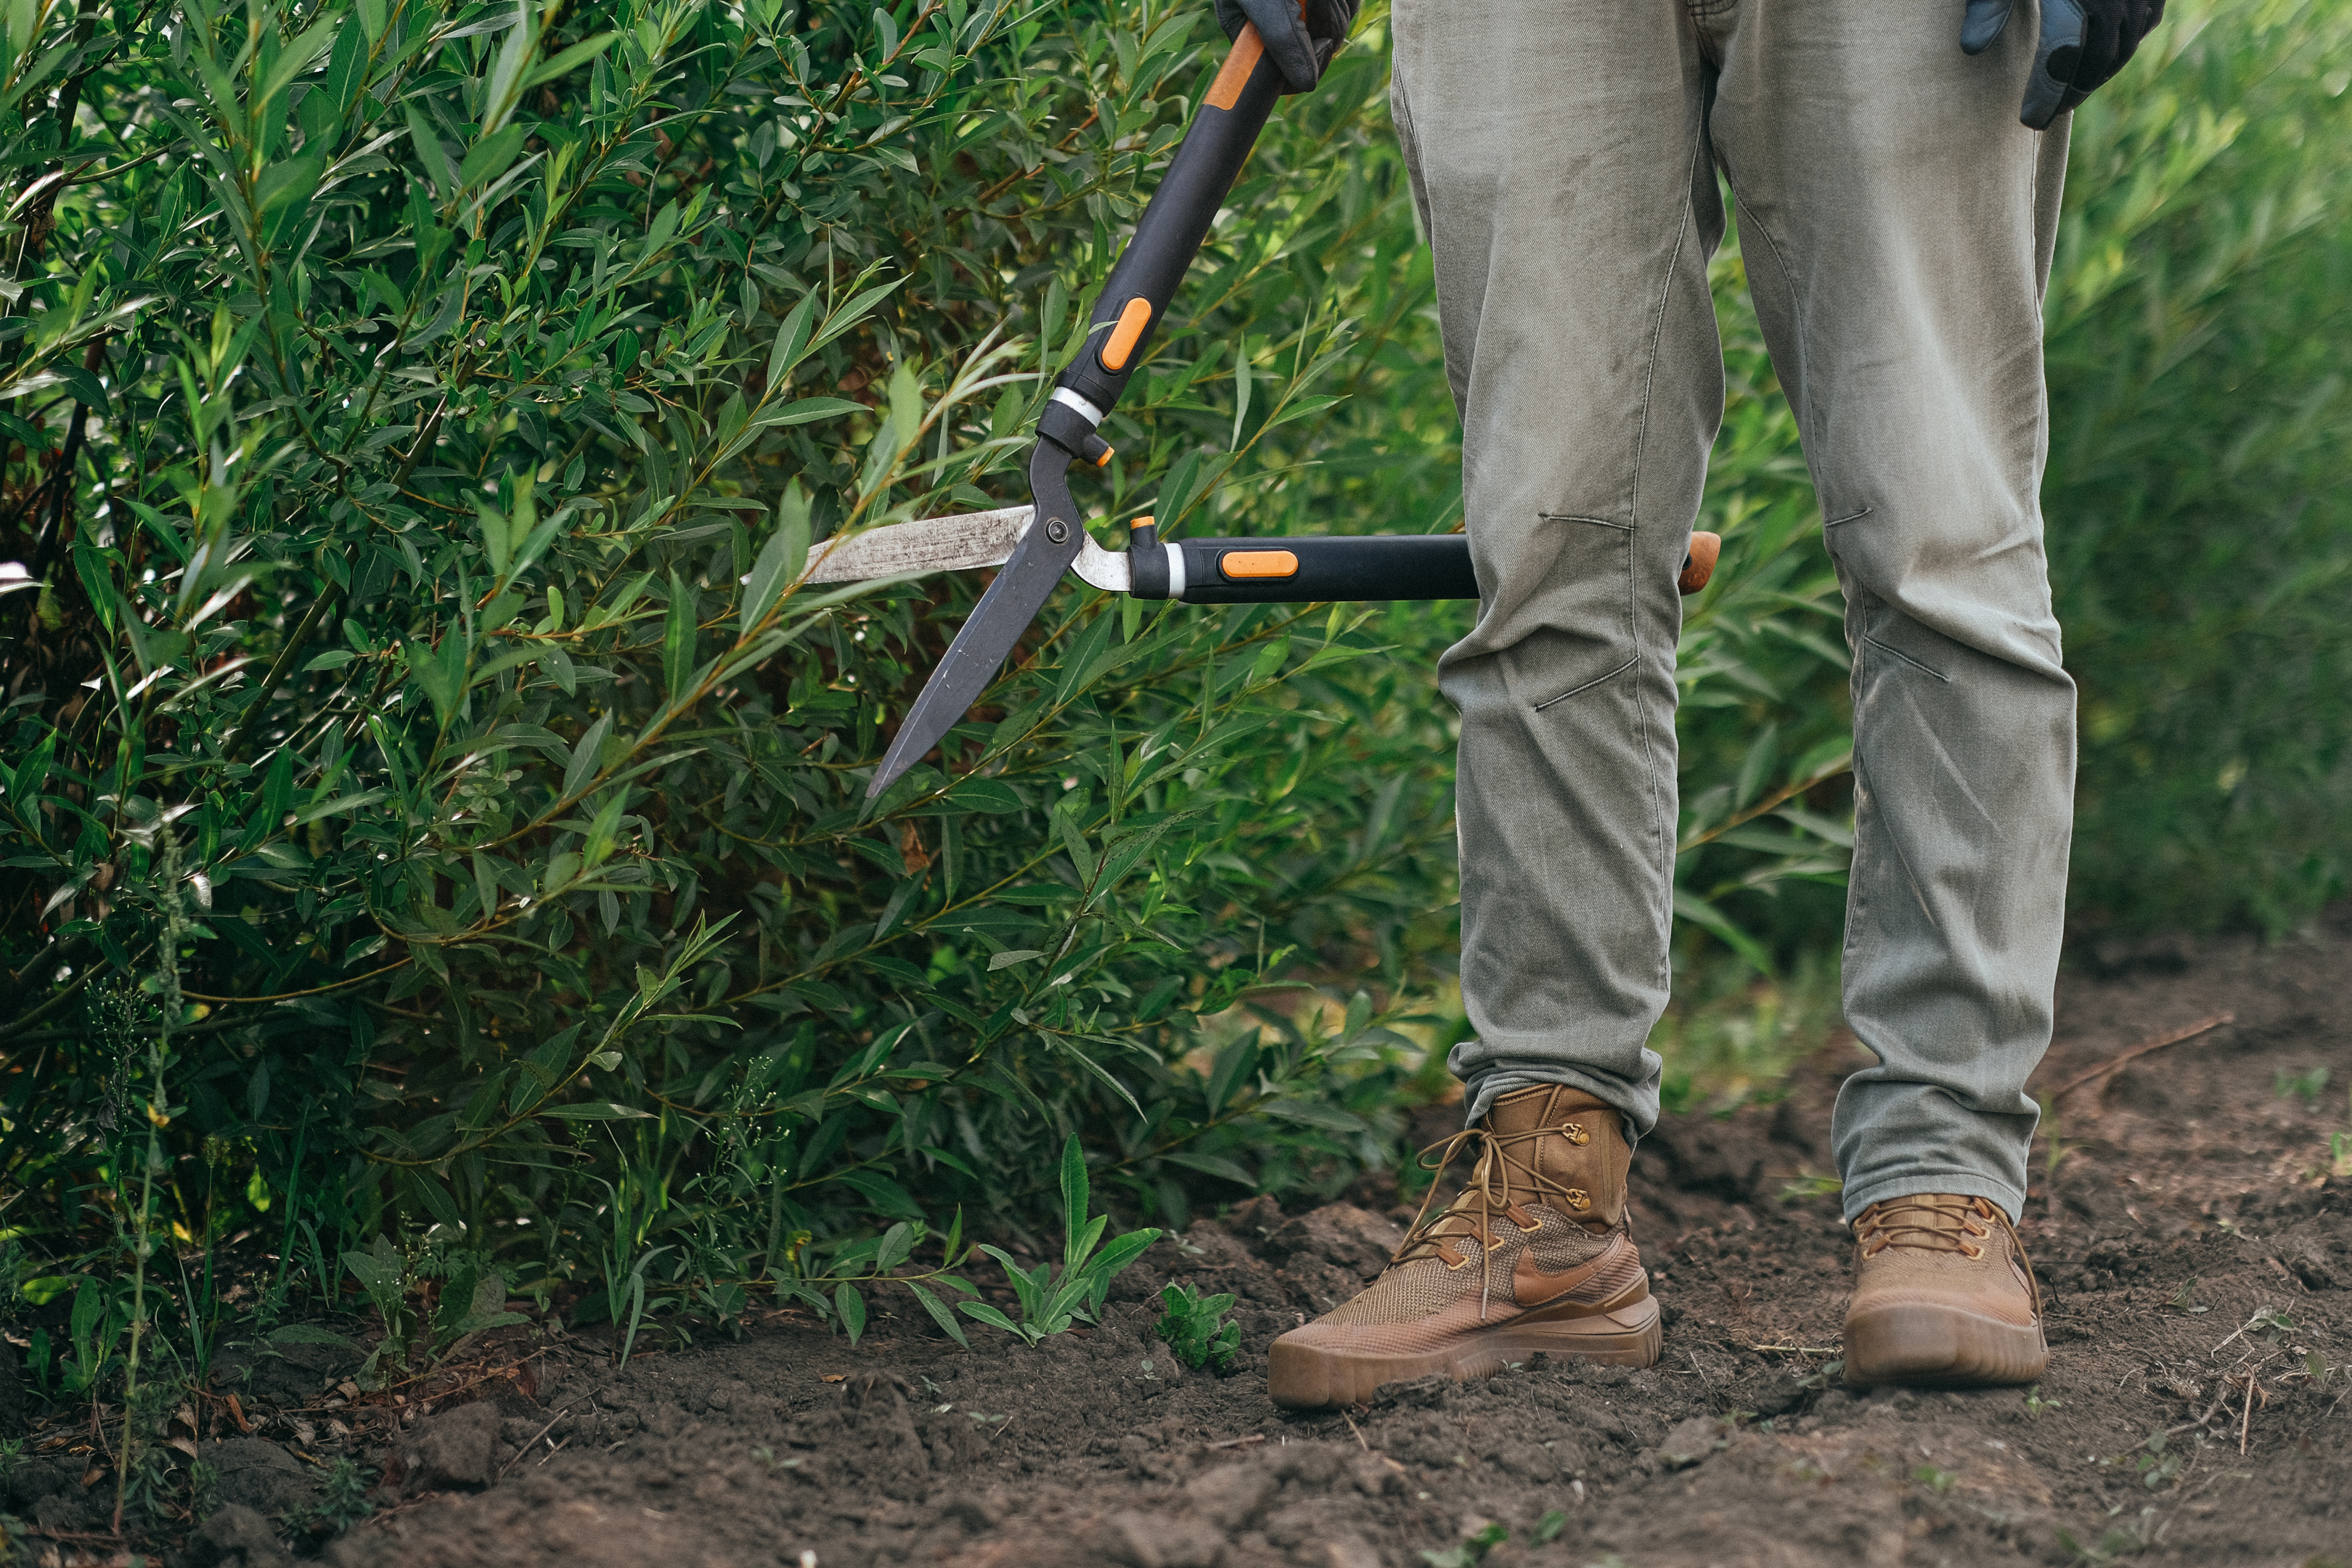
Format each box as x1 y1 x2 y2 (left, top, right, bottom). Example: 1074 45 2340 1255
1044 517 1070 544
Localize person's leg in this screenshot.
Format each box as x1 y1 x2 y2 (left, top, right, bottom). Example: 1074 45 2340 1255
1264 0 1722 1408
1706 0 2076 1228
1402 0 1724 1140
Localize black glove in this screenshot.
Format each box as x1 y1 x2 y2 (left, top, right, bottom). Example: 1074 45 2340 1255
1214 0 1359 94
1961 0 2165 130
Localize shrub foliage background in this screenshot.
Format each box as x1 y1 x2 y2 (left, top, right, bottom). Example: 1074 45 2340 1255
0 0 2346 1404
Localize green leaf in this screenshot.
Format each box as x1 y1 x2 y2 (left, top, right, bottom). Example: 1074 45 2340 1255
526 31 618 87
1164 1151 1255 1188
1058 1135 1088 1273
766 293 818 386
542 1102 655 1120
748 396 865 431
742 498 808 631
663 572 697 700
833 1281 866 1345
563 712 613 800
955 1299 1022 1339
900 1280 968 1347
458 124 528 190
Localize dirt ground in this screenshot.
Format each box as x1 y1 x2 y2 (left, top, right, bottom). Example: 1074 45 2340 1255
11 915 2351 1568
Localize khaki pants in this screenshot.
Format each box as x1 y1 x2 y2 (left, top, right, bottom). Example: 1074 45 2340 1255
1400 0 2077 1221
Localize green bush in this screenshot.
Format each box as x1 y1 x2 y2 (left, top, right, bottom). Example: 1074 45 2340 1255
2043 0 2352 934
1 0 2347 1410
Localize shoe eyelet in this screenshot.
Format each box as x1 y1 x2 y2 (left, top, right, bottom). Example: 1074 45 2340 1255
1961 1243 1985 1261
1437 1243 1469 1270
1562 1188 1591 1212
1963 1221 1989 1238
1561 1122 1591 1146
1505 1203 1542 1233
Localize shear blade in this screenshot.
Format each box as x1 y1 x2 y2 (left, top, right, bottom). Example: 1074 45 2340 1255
864 502 1091 799
797 505 1130 592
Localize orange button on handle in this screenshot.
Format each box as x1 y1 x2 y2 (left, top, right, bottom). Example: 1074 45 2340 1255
1220 549 1299 581
1100 297 1154 372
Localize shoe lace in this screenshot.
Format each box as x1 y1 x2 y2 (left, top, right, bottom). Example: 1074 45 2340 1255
1853 1195 2045 1318
1387 1121 1600 1318
1853 1195 1995 1259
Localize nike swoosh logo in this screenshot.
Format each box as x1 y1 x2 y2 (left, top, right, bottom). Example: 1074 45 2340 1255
1512 1233 1634 1310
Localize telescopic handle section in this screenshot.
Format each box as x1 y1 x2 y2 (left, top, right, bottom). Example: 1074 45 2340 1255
1037 26 1285 460
1132 534 1479 603
1125 530 1725 603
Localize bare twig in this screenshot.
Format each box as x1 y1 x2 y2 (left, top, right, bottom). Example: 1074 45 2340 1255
2047 1014 2234 1103
496 1407 572 1479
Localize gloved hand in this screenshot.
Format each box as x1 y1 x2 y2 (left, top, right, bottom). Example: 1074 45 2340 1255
1214 0 1359 94
1961 0 2165 130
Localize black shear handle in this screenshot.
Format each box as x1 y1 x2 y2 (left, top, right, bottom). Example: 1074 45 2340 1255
1037 25 1286 462
1127 530 1725 604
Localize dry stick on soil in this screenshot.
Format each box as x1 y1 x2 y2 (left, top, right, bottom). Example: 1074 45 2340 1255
2048 1014 2235 1103
2239 1374 2258 1455
496 1408 573 1480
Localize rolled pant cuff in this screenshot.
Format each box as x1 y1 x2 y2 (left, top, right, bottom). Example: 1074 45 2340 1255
1839 1171 2028 1228
1461 1066 1658 1142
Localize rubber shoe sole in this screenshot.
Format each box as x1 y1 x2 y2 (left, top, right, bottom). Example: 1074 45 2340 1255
1267 1291 1662 1410
1843 1302 2049 1388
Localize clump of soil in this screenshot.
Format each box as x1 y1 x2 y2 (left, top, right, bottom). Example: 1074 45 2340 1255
15 917 2351 1567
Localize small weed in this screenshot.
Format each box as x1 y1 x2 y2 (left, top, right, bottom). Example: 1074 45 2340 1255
1153 1283 1240 1372
287 1457 375 1537
947 1139 1161 1348
2275 1065 2330 1107
1778 1172 1845 1203
1533 1509 1569 1543
2120 1431 2184 1491
2250 1304 2297 1344
2059 1504 2166 1562
2026 1384 2065 1416
1797 1358 1846 1390
1913 1464 1960 1495
2161 1278 2210 1315
1421 1522 1509 1567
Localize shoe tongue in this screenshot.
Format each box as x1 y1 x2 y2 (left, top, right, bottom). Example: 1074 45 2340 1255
1483 1084 1610 1138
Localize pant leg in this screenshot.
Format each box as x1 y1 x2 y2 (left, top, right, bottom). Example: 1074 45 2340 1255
1705 0 2078 1222
1391 0 1723 1136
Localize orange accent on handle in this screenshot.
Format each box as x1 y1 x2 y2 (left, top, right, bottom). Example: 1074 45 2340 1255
1093 444 1116 467
1130 516 1156 531
1220 548 1299 581
1100 297 1153 372
1206 24 1263 111
1678 531 1721 596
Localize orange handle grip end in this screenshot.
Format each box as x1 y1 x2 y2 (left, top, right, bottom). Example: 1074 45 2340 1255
1678 531 1721 596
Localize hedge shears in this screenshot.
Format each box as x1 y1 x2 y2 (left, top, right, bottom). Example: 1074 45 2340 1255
846 20 1718 800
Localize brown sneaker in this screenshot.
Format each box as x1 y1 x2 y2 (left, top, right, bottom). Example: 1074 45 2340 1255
1266 1085 1661 1409
1842 1194 2049 1387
